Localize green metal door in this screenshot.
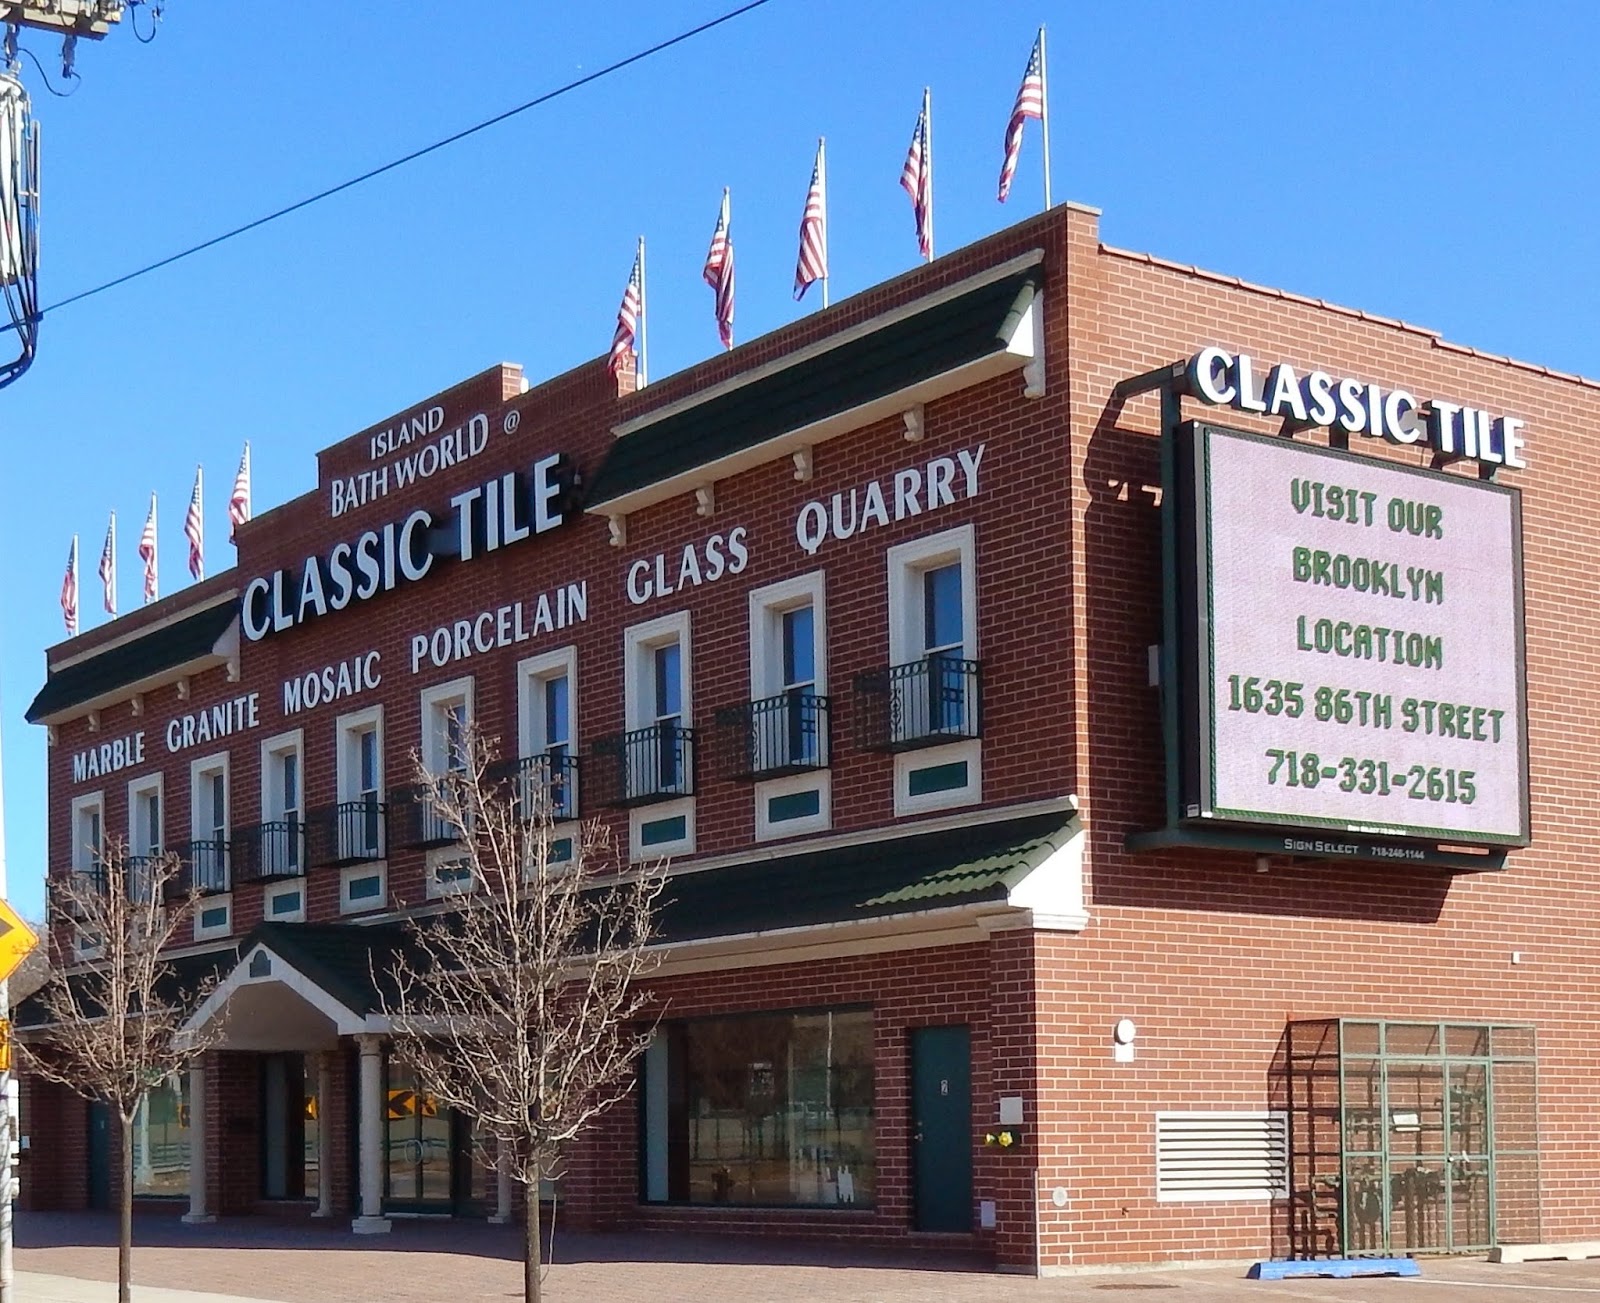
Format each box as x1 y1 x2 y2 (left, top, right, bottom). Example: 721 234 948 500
910 1025 972 1232
86 1100 112 1210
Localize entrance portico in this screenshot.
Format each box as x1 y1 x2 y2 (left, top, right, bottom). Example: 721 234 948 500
180 922 407 1234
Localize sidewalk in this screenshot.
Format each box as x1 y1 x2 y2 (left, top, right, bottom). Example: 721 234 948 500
17 1211 1600 1302
19 1275 285 1303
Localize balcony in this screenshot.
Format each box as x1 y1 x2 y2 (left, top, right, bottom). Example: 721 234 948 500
590 723 696 807
172 839 230 896
713 692 831 781
853 656 982 752
388 782 463 850
232 820 305 883
487 753 579 822
50 867 106 918
306 799 387 868
124 853 163 904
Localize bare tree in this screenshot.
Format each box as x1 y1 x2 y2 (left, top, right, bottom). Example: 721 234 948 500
382 727 665 1303
22 842 225 1303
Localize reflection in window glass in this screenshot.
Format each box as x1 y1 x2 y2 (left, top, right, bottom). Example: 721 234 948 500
131 1076 190 1197
643 1008 874 1207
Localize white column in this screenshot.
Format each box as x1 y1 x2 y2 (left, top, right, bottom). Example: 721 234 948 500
181 1062 214 1224
489 1136 513 1224
351 1035 390 1234
312 1052 334 1219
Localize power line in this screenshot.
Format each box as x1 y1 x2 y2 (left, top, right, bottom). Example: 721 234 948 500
4 0 774 334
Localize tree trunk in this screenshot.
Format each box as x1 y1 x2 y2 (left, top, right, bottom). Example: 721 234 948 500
523 1164 541 1303
118 1109 134 1303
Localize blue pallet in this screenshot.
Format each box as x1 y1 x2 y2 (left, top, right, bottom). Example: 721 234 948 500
1249 1257 1421 1280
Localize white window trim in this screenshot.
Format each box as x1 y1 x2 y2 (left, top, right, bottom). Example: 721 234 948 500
69 791 105 874
629 797 695 861
894 740 983 818
518 645 579 753
189 752 231 840
747 570 828 699
339 862 388 916
126 772 164 856
623 610 692 733
886 522 977 667
260 727 305 821
426 849 476 900
419 676 475 775
336 704 385 864
192 893 233 942
755 770 832 842
262 879 306 924
72 927 104 962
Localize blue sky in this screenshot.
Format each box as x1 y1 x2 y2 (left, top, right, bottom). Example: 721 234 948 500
3 1 1597 920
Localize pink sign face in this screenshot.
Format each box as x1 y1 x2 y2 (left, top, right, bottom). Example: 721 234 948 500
1200 426 1528 845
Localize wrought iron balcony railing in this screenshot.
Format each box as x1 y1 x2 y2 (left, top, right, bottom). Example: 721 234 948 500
172 839 230 896
306 799 387 868
713 691 831 781
124 853 163 904
487 752 580 822
852 656 983 752
231 820 305 882
387 783 464 850
589 723 696 807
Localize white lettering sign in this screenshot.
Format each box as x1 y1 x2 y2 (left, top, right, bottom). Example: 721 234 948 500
71 731 147 784
165 693 262 753
409 583 588 674
795 444 985 555
282 654 383 716
625 529 749 606
1186 347 1528 470
333 408 493 517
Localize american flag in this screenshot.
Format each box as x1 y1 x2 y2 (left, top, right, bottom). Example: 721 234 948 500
901 89 933 259
138 495 158 604
60 536 78 637
998 33 1045 203
702 188 735 350
229 442 251 541
607 244 643 376
98 514 116 616
184 465 205 580
794 139 829 301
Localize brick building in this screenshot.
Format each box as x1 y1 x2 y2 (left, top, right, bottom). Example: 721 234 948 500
18 202 1594 1272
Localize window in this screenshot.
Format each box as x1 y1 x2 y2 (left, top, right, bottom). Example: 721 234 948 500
257 730 304 878
336 706 385 862
70 793 104 876
189 754 230 896
517 648 579 821
1155 1112 1288 1202
262 879 305 923
620 612 694 857
641 1008 874 1207
340 863 387 915
882 525 982 815
132 1075 191 1199
421 678 474 777
743 572 830 840
127 774 163 903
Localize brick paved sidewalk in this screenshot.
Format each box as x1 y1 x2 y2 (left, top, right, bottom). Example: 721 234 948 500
19 1212 1600 1302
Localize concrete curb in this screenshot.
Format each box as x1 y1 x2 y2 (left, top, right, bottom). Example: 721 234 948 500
18 1273 286 1303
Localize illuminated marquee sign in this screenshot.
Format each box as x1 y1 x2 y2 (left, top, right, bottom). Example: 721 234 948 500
1176 422 1529 847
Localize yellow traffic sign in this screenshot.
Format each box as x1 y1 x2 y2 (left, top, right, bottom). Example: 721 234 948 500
0 1019 10 1072
0 900 38 985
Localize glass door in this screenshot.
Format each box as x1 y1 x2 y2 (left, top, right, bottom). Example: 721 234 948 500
384 1057 477 1214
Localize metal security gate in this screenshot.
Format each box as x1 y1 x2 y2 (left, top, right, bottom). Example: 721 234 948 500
1284 1020 1539 1257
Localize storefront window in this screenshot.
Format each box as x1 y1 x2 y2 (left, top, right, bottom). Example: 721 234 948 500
641 1007 874 1207
131 1076 189 1198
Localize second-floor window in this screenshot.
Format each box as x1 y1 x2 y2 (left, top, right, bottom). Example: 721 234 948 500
190 757 229 894
261 732 304 875
336 707 385 860
71 794 104 875
518 648 578 820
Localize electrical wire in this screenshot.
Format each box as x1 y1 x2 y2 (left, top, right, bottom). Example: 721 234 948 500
0 0 773 336
13 47 80 98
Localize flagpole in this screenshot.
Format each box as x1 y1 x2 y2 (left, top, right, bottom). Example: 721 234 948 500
725 187 733 349
637 235 648 388
109 512 117 616
149 493 158 603
1038 26 1053 210
195 465 204 582
818 137 830 309
924 87 934 260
